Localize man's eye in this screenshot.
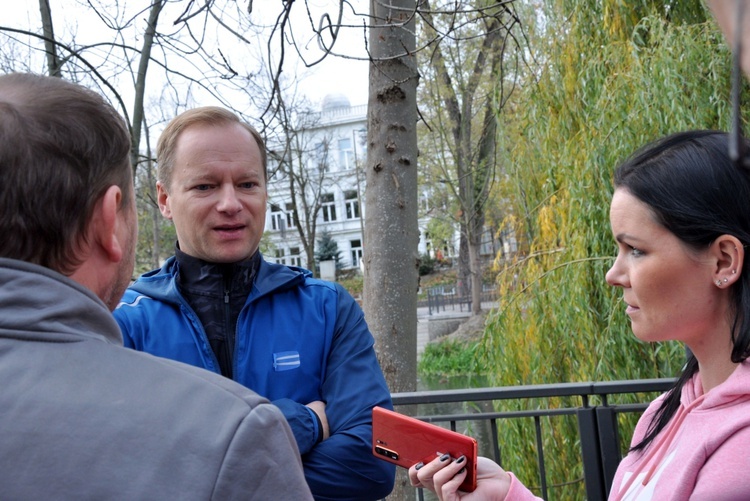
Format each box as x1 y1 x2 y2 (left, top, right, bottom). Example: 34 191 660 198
239 182 257 189
194 184 211 191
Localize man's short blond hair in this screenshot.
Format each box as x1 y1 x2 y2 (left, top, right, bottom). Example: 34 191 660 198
156 106 267 190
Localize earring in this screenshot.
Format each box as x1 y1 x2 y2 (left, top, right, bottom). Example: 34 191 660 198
733 269 737 274
724 278 729 283
716 280 723 286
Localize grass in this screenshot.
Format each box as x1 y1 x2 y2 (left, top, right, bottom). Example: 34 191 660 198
418 339 482 378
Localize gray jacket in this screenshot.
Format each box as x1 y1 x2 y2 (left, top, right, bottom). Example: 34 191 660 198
0 258 313 500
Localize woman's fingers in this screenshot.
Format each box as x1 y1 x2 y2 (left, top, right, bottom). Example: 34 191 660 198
409 453 454 491
432 455 468 501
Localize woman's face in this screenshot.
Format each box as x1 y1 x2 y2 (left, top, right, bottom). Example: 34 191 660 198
605 188 722 346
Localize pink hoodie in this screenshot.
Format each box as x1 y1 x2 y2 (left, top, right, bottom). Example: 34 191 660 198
504 361 750 500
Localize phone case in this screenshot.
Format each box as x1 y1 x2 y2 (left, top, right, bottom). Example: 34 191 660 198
372 406 478 492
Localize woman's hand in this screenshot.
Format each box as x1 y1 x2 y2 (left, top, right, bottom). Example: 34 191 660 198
408 455 512 501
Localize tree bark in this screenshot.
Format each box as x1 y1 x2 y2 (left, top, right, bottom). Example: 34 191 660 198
130 0 164 173
365 1 419 498
38 0 62 77
366 0 419 389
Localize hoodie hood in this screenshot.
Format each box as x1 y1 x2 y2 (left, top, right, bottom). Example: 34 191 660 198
0 257 122 345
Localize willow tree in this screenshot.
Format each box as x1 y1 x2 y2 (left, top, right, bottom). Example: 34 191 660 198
480 1 737 497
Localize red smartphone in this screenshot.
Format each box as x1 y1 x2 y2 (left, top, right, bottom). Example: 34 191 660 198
372 406 478 492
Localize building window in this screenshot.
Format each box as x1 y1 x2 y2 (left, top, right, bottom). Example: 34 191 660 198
338 137 353 170
289 247 302 267
350 239 363 268
354 129 367 160
285 202 296 229
321 193 337 222
345 190 360 220
267 154 285 181
420 190 431 212
270 204 284 231
274 248 285 265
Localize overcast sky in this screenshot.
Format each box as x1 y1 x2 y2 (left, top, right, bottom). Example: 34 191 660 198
275 1 370 107
3 1 370 110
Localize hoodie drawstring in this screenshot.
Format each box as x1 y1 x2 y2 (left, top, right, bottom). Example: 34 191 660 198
612 393 706 500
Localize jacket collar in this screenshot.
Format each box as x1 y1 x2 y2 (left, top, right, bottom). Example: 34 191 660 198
130 253 310 305
0 257 123 345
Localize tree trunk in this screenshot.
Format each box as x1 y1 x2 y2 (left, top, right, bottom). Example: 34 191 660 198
365 0 419 498
38 0 62 77
468 225 483 315
458 231 471 298
144 125 161 269
130 0 164 173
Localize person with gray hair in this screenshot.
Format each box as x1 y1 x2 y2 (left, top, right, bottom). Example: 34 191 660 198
0 72 312 500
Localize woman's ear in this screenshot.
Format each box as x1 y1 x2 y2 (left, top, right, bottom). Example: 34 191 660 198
712 235 744 287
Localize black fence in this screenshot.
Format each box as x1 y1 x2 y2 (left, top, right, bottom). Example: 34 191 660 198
423 285 497 315
390 378 675 500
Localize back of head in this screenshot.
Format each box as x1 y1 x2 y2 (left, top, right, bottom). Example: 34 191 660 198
0 73 132 275
156 106 267 190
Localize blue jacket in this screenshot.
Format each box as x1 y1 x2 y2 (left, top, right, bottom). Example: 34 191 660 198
114 256 395 500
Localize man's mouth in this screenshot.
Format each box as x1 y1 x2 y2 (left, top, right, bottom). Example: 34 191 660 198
214 224 246 235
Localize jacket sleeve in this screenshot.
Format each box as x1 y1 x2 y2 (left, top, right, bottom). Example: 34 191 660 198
297 284 396 500
505 472 544 500
212 402 313 500
271 397 321 454
113 290 144 349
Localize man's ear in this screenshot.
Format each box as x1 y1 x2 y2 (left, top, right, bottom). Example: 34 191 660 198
93 185 124 263
156 181 172 220
712 234 744 287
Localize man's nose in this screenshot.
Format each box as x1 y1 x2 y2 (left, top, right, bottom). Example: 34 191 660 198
216 185 242 213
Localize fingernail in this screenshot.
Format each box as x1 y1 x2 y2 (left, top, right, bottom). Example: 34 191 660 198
415 462 424 470
439 453 450 462
459 467 466 474
455 455 465 464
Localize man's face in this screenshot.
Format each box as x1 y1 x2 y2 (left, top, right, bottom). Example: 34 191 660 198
157 122 267 263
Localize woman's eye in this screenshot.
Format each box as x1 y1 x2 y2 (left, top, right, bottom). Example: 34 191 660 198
630 246 644 257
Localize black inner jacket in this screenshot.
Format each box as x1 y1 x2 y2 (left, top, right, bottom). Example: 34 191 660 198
174 246 260 379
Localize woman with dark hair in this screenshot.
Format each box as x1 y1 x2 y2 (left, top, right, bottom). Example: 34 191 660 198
409 130 750 500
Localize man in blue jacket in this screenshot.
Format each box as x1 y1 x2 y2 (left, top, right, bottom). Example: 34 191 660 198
114 106 395 500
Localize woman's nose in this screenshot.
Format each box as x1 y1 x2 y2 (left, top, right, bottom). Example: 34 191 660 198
606 255 626 288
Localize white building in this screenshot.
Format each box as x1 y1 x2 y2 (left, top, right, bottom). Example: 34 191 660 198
264 93 455 274
265 94 366 271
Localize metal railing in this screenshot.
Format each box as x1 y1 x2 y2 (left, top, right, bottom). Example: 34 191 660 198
390 378 675 500
424 286 497 315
